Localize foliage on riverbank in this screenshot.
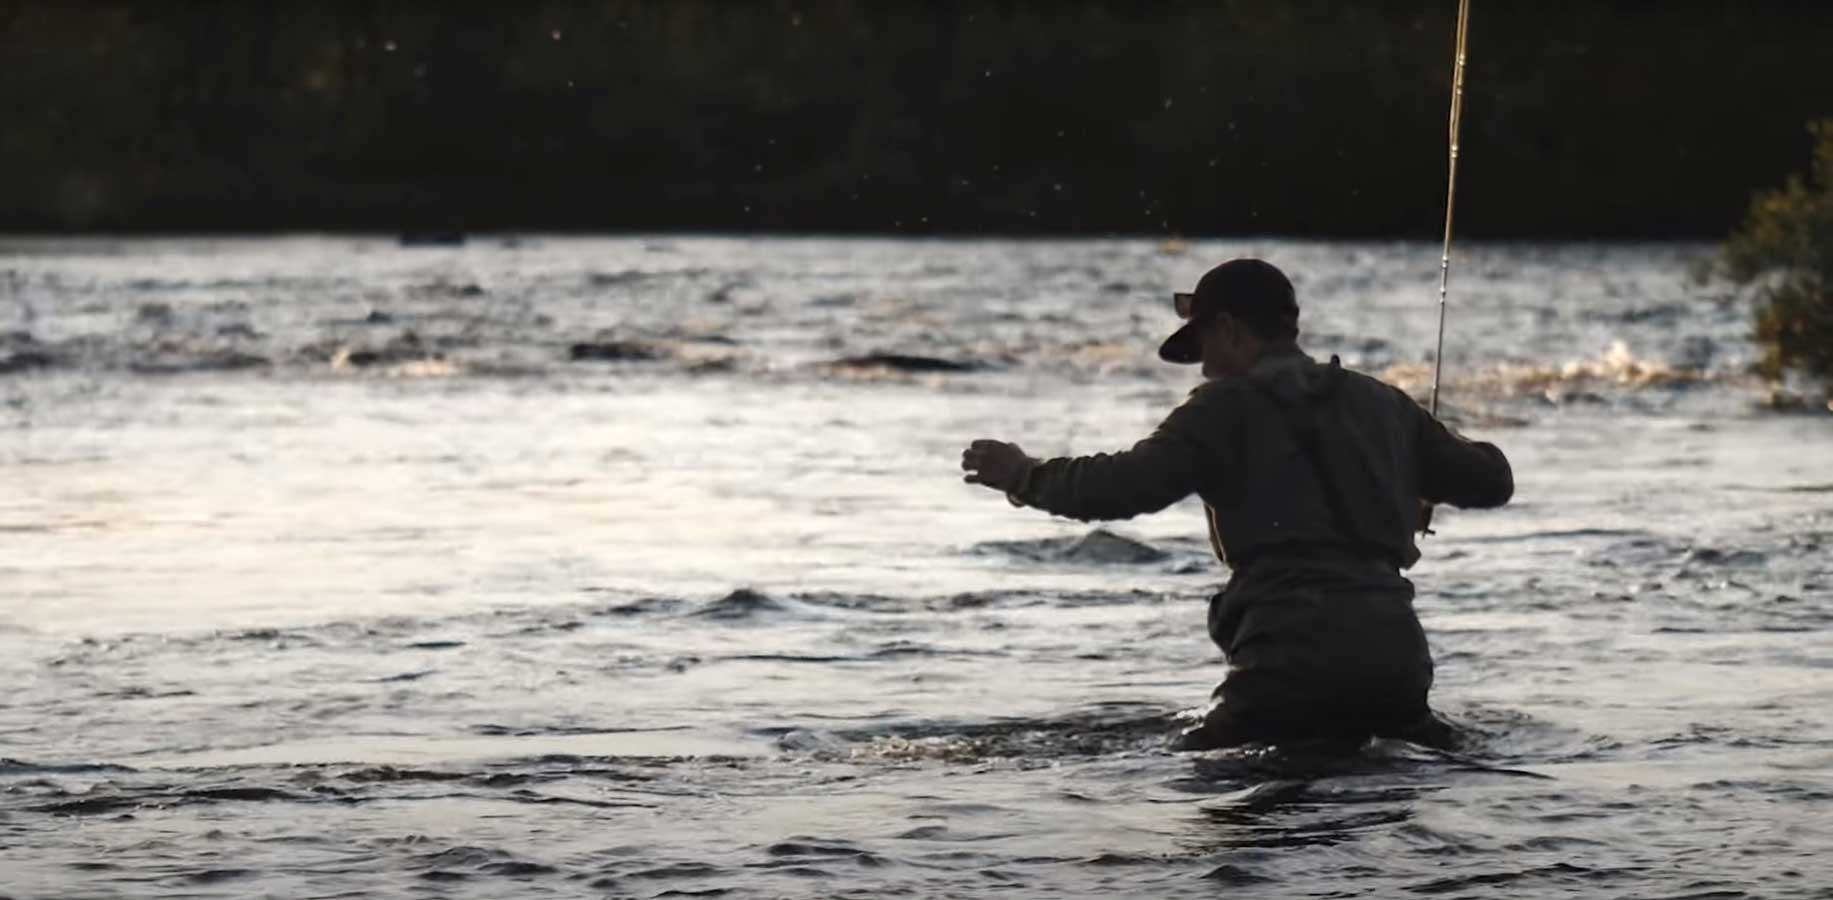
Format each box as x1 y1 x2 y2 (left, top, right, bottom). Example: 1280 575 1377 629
3 2 1831 235
1724 120 1833 393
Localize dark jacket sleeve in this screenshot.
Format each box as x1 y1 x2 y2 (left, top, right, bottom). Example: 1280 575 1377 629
1416 412 1513 509
1013 384 1221 521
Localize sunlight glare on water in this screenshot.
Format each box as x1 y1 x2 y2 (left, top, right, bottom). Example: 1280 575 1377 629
0 236 1828 898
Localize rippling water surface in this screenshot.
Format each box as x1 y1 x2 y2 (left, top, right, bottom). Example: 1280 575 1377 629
2 237 1829 898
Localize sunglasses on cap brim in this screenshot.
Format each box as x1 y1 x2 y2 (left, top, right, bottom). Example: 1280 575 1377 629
1173 292 1196 319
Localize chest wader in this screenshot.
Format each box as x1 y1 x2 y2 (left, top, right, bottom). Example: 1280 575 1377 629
1187 357 1450 750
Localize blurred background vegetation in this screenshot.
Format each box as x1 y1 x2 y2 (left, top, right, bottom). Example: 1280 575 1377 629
1723 120 1832 392
2 1 1830 236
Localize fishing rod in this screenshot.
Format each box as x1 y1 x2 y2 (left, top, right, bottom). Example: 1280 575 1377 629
1419 0 1470 537
1429 0 1472 418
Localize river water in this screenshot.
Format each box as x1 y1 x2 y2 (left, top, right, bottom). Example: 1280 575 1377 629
1 237 1828 898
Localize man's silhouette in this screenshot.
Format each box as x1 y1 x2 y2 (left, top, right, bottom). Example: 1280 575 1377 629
961 258 1513 749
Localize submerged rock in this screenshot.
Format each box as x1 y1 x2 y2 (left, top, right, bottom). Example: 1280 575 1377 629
976 528 1169 565
326 331 444 369
586 270 649 287
0 350 54 375
1681 547 1767 567
1064 529 1171 564
690 588 787 620
829 353 983 373
568 340 668 362
405 282 487 299
775 729 848 754
135 302 176 325
129 351 269 375
684 356 738 374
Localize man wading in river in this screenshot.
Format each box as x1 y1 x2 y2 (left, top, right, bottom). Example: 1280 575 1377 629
960 258 1513 750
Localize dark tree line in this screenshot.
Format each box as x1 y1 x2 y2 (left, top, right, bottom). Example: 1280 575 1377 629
2 1 1830 237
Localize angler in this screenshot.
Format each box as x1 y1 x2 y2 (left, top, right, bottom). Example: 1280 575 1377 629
960 258 1513 749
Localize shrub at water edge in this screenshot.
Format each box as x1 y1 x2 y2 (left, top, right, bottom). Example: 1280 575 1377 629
1722 119 1833 404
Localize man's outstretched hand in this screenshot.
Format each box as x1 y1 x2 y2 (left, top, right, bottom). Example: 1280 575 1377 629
961 439 1037 495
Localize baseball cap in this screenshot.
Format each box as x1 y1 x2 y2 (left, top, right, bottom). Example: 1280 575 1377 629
1157 258 1299 364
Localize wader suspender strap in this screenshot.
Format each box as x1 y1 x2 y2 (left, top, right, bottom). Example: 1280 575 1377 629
1204 502 1228 565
